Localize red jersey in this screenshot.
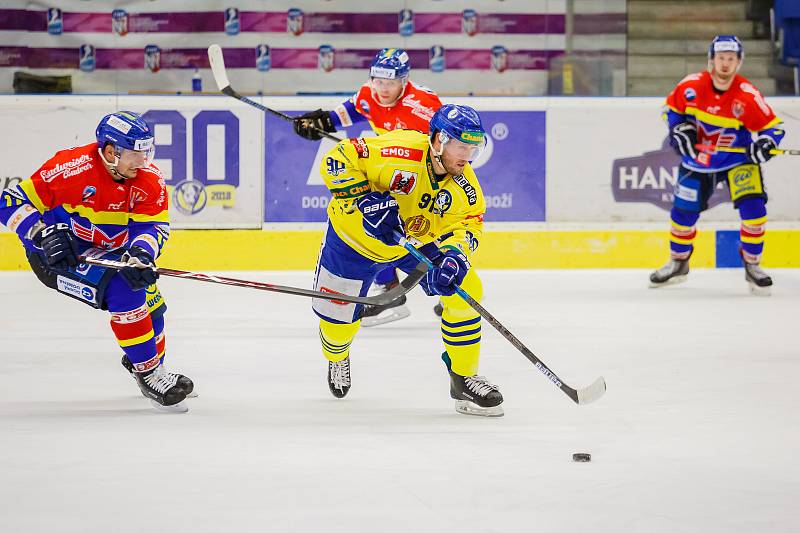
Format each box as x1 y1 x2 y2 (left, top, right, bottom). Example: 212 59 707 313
332 80 442 135
0 142 169 258
664 71 783 171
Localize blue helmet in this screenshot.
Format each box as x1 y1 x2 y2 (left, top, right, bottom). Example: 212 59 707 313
95 111 154 152
429 104 485 146
708 35 744 60
370 48 411 80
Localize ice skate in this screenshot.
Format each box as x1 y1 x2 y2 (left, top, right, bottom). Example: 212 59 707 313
744 261 772 296
448 371 504 417
442 352 503 417
360 283 411 327
134 364 189 413
328 356 351 398
649 257 689 287
122 354 196 398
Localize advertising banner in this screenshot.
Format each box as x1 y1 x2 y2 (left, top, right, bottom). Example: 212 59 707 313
264 110 546 223
0 95 262 229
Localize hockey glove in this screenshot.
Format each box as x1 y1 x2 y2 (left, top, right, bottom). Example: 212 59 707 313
748 137 777 164
120 246 159 291
426 248 470 297
33 222 79 271
293 109 336 141
357 191 405 246
669 122 699 160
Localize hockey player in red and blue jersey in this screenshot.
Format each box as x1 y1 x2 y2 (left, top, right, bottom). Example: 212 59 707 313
0 111 193 412
293 48 444 326
650 35 785 295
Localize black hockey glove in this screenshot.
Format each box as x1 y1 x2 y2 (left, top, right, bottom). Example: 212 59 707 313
120 246 159 291
669 122 699 160
748 137 777 164
33 222 79 270
293 109 336 141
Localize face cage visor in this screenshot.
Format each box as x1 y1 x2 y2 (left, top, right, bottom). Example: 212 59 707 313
438 131 486 162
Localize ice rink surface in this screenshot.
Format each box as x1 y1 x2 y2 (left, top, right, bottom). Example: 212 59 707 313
1 268 798 533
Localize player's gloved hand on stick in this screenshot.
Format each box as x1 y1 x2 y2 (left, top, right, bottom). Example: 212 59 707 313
426 248 470 296
33 222 79 270
293 109 336 141
120 246 159 290
748 137 778 164
669 122 699 160
357 191 405 246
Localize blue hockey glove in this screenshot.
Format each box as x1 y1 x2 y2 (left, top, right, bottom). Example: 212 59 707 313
357 191 405 246
748 137 777 164
670 122 698 160
120 246 159 291
426 248 470 296
33 222 79 270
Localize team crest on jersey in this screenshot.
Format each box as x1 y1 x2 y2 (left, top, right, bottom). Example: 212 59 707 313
389 170 417 195
732 100 745 118
684 88 696 101
432 189 452 215
71 219 129 250
326 157 347 176
349 138 370 158
405 214 431 237
359 99 371 114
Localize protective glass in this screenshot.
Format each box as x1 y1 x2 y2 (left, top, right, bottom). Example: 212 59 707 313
441 133 486 162
118 146 155 168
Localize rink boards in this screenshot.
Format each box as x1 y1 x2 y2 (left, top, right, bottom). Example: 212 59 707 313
1 95 799 269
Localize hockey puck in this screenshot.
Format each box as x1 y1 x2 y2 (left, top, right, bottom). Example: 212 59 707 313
572 453 591 462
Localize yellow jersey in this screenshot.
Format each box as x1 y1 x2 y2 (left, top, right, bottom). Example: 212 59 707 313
320 129 486 262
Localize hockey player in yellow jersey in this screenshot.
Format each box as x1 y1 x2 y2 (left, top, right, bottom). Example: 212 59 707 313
312 104 503 416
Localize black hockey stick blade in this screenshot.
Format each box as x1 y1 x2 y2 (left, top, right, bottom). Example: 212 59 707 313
207 44 343 142
79 256 427 306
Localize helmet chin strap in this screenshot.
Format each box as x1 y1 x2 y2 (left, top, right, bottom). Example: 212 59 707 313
428 133 448 172
98 146 127 179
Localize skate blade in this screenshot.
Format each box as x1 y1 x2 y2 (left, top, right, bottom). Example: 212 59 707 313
361 304 411 327
748 282 771 297
149 399 189 413
185 391 199 398
649 274 687 289
454 400 504 417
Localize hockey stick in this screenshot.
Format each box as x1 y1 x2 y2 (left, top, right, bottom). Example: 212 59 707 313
398 237 606 405
207 44 344 143
79 255 427 306
694 144 800 156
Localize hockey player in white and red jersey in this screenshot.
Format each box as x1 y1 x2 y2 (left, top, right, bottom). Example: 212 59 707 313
651 35 785 295
293 48 443 327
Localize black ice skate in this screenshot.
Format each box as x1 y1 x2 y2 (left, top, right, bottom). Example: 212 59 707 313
360 283 411 327
744 261 772 296
442 353 503 417
328 356 351 398
134 364 189 413
122 354 196 398
649 257 690 287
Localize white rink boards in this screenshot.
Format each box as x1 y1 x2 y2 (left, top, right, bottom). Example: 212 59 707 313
1 269 799 533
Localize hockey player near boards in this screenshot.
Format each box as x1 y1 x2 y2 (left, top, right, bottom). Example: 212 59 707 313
651 35 785 295
312 104 503 416
294 48 444 327
0 111 193 412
